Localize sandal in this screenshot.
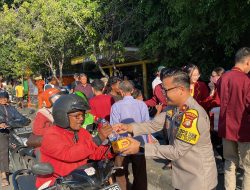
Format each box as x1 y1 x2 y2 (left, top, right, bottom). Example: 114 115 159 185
1 178 9 187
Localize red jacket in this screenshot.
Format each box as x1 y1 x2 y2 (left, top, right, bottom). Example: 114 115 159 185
201 89 220 112
33 108 53 136
36 126 112 188
193 81 209 106
217 67 250 142
145 84 167 109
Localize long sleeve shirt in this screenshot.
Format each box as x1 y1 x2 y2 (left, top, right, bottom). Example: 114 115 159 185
152 76 162 91
193 81 209 106
201 89 220 112
217 67 250 142
110 96 150 125
145 84 167 110
130 97 217 190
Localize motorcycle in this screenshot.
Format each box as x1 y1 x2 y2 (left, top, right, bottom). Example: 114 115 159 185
13 156 122 190
8 109 37 173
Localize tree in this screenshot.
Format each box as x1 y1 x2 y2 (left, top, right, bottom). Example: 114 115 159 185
102 0 250 78
1 0 250 80
140 0 250 77
0 0 102 83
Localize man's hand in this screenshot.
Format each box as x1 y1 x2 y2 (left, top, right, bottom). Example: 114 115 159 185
120 137 140 155
98 124 113 142
0 123 7 129
208 82 215 96
112 123 133 134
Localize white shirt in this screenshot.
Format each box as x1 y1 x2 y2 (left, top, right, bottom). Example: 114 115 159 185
152 76 162 91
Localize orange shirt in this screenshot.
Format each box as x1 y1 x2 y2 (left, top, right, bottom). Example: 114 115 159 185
35 80 45 94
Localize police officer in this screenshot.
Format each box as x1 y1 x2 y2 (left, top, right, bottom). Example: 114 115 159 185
113 68 217 190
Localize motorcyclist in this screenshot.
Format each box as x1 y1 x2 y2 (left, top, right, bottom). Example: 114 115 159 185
27 88 63 148
36 94 113 189
0 91 30 187
74 91 111 145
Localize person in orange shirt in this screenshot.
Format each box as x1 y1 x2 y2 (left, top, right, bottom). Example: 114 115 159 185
34 75 45 109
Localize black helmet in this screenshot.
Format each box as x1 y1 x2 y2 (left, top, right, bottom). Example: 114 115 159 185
52 94 90 128
0 91 9 99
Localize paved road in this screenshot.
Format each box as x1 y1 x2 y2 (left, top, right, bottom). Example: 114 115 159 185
145 157 244 190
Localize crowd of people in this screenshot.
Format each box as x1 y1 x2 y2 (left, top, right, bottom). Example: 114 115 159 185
0 47 249 190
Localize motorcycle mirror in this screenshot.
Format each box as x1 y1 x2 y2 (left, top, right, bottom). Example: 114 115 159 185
31 163 54 175
29 109 36 115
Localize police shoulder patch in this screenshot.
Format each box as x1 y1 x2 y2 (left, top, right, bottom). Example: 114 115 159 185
176 109 200 145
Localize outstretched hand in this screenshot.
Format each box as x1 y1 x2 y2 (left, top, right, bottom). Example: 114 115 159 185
112 123 133 134
120 137 140 155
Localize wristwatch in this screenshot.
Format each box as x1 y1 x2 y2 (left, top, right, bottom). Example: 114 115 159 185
139 144 145 154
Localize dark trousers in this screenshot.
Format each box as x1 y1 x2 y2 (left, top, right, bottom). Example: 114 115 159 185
210 131 224 161
125 154 147 190
0 131 9 172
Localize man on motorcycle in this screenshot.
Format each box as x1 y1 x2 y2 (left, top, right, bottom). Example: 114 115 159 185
0 91 30 187
36 94 113 189
27 88 63 149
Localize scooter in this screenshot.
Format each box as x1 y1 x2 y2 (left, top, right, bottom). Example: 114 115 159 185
9 123 36 172
12 155 122 190
8 109 37 173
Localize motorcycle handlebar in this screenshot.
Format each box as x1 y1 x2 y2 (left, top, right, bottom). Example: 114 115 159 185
0 118 31 130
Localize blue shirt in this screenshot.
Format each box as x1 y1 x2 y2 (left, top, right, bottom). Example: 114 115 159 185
110 96 150 125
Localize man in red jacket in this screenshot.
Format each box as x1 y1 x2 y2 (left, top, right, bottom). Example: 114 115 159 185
218 47 250 190
36 94 113 189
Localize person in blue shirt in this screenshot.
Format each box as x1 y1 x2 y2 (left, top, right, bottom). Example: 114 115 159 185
110 80 149 190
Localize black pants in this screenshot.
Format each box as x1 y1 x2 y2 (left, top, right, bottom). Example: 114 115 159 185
210 131 224 161
0 131 9 172
124 155 147 190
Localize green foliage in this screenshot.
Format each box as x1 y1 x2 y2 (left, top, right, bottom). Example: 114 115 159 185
0 0 94 77
146 0 250 77
102 0 250 78
0 0 127 78
1 0 250 80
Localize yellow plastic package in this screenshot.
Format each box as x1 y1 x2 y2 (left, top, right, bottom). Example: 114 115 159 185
111 138 131 153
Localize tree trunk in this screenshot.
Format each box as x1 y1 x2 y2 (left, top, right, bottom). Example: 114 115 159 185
96 62 109 78
58 53 64 87
46 56 59 84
